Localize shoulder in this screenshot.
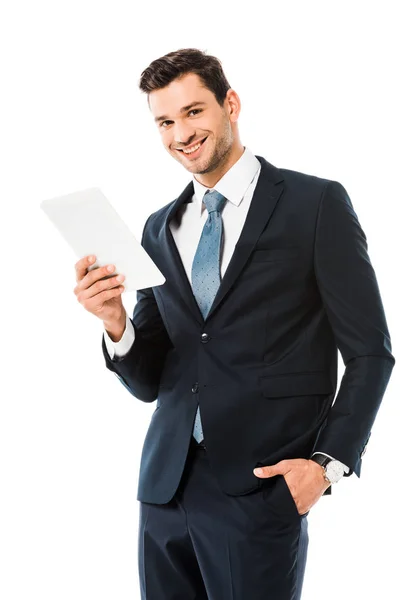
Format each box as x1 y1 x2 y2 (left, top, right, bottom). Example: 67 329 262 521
278 165 351 210
280 165 331 194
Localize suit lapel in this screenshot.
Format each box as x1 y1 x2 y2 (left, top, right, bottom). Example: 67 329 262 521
158 155 285 325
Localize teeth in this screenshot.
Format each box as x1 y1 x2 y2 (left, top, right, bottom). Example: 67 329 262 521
182 140 203 154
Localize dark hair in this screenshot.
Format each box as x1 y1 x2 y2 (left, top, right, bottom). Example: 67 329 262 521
138 48 231 107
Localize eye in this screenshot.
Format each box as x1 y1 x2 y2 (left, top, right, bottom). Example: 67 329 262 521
160 109 202 128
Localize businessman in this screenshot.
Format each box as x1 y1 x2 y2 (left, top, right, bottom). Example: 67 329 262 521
74 48 395 599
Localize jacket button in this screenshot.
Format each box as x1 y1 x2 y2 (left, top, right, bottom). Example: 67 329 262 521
192 383 199 393
201 333 210 343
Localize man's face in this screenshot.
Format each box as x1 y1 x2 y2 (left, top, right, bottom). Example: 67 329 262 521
149 72 235 175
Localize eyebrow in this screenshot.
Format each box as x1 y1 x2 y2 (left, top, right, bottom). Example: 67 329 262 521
154 101 207 123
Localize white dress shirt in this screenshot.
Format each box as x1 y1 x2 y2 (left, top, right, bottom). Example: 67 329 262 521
103 146 350 476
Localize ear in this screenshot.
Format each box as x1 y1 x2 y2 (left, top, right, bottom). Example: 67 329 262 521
225 88 241 123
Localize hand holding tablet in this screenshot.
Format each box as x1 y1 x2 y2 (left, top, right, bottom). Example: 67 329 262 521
70 253 131 342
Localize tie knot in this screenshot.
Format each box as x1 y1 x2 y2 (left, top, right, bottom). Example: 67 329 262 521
203 189 227 215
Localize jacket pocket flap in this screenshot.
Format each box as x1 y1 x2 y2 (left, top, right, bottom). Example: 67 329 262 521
259 371 334 398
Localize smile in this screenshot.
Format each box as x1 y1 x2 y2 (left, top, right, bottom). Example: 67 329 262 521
176 137 208 157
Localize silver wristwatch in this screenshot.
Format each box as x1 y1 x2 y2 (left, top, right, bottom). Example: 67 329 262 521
311 454 345 484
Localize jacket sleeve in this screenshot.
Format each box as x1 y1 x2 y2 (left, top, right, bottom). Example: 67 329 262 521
312 180 395 477
101 214 173 402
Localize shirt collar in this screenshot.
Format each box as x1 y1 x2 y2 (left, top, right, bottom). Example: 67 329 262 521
191 146 261 215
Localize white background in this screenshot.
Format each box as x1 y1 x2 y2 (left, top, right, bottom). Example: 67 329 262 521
1 1 398 598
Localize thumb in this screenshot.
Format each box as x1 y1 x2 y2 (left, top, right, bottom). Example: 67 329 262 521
253 461 286 478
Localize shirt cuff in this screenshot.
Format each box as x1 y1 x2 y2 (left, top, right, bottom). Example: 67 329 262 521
103 312 135 359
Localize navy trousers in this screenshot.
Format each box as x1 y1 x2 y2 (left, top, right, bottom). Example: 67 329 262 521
138 437 309 599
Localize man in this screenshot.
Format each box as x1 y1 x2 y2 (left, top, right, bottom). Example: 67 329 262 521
74 48 395 599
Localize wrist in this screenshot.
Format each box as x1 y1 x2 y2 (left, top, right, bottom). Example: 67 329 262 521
310 459 331 487
104 312 126 342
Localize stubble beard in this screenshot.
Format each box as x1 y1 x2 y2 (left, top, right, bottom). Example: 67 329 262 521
193 120 234 176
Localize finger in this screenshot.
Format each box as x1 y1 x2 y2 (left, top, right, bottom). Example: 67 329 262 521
80 262 118 291
74 262 118 298
80 284 125 311
253 460 288 478
75 255 96 284
83 272 125 301
254 465 277 478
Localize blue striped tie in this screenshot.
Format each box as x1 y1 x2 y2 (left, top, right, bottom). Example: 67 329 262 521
191 189 228 443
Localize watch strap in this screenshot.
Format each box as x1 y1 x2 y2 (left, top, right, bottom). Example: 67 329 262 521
310 453 332 468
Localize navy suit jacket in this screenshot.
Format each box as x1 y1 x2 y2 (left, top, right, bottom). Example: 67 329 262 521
102 155 395 504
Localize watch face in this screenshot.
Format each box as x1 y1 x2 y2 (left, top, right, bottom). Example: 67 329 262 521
326 460 345 483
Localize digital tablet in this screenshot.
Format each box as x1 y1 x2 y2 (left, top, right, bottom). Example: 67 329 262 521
40 187 166 292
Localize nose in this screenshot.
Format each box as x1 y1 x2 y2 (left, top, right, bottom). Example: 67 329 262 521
173 122 197 147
